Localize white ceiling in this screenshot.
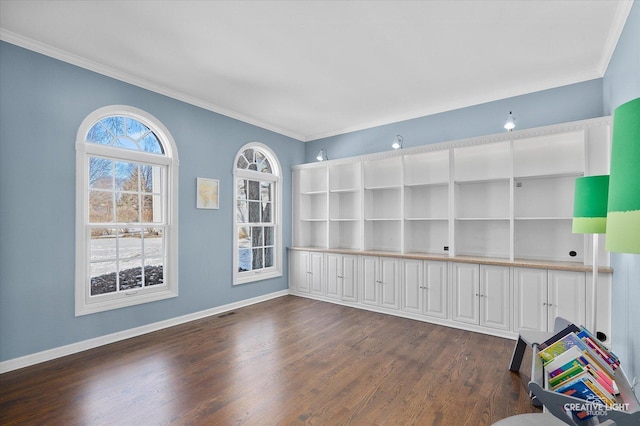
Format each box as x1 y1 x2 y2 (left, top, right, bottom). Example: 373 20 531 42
0 1 633 141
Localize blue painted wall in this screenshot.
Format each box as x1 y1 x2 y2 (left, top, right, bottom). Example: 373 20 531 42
603 0 640 393
0 41 304 362
305 79 604 162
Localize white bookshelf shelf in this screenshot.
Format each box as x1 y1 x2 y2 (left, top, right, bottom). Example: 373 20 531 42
514 171 583 180
515 217 574 221
363 184 403 190
329 188 359 193
404 181 448 188
406 217 448 221
455 217 511 221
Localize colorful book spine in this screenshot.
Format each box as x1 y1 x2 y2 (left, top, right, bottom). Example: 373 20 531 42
549 356 588 378
584 364 616 395
578 331 619 370
538 332 584 365
557 378 606 420
582 378 616 407
538 323 581 350
549 361 585 389
578 326 620 365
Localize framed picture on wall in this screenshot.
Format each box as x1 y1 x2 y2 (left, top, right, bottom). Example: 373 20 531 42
196 177 219 209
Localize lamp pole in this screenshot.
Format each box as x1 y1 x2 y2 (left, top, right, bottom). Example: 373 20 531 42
592 234 598 336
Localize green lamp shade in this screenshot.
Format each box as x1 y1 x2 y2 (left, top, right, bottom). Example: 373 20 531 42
606 97 640 253
573 175 609 234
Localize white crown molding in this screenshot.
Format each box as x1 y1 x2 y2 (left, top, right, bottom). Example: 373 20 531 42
0 29 607 145
596 0 635 76
0 290 289 374
0 30 305 142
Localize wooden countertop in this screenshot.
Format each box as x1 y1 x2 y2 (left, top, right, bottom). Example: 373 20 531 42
287 247 613 273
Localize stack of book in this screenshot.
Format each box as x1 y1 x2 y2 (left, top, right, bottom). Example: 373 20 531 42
537 324 620 421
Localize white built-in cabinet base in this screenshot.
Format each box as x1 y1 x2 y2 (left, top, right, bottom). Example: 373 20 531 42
288 249 612 342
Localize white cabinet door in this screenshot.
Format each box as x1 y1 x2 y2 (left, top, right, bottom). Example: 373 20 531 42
402 260 447 318
451 263 479 325
379 258 400 310
326 253 358 302
402 259 423 315
424 261 447 319
361 256 399 309
291 251 310 293
325 253 341 300
361 256 379 306
480 265 510 331
342 255 358 302
513 267 548 332
309 252 324 296
452 263 510 329
548 270 585 329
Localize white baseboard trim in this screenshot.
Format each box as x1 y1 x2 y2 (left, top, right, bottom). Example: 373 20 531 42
0 290 289 374
288 291 519 341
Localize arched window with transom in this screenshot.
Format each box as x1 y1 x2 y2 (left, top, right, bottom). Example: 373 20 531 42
75 106 179 315
233 143 282 284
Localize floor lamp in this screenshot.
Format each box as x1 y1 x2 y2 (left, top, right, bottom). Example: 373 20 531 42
573 175 609 339
606 97 640 255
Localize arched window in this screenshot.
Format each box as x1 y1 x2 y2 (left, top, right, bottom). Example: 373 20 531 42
233 143 282 284
75 106 179 315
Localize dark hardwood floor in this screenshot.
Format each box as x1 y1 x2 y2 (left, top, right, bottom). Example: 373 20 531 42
0 296 540 425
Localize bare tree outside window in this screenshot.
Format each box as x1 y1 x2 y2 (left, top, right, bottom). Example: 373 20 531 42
85 117 166 296
234 144 280 284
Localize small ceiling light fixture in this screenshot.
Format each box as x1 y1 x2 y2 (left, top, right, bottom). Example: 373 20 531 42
316 148 328 162
504 111 516 131
392 135 404 150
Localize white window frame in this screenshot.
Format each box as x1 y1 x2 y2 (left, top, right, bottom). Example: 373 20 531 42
75 105 179 316
233 142 283 285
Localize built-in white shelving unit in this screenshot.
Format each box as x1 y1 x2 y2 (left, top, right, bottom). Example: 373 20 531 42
289 115 613 342
293 117 611 266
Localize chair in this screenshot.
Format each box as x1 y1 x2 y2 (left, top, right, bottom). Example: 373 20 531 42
492 413 568 425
